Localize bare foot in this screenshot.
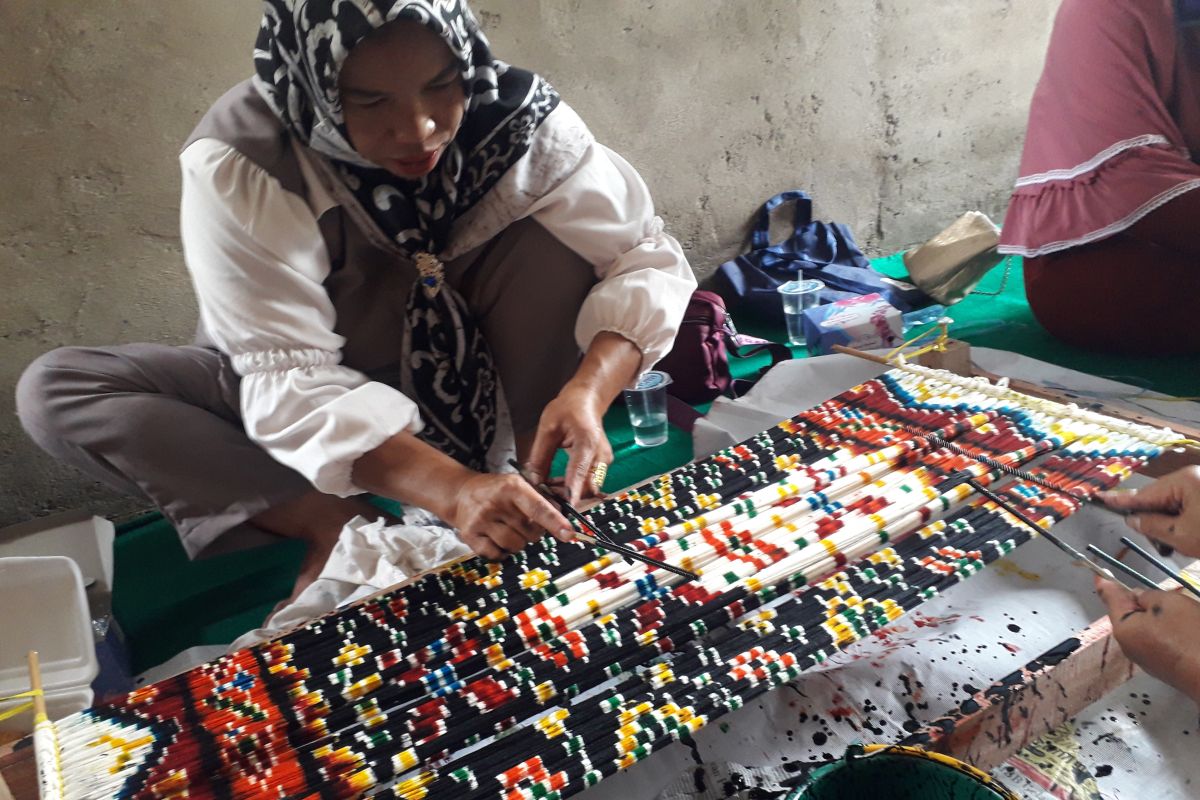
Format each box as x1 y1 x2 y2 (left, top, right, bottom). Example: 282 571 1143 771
251 492 397 604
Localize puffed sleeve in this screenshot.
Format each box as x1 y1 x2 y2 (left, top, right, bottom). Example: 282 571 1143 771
179 138 424 497
525 143 697 376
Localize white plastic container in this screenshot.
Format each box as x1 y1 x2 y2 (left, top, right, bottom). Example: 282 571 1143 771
0 512 115 595
0 556 97 734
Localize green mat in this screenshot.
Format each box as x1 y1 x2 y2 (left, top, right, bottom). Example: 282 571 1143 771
113 515 305 670
870 253 1198 398
112 255 1199 673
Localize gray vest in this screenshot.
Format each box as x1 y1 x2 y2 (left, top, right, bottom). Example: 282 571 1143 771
185 80 415 383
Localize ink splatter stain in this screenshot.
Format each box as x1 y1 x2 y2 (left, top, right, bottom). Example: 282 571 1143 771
1095 764 1114 777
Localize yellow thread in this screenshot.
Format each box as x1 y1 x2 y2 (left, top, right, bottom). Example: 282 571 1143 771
477 607 509 629
334 644 370 667
536 709 570 739
394 748 420 771
347 673 382 699
394 771 437 799
884 317 953 364
0 689 40 723
618 701 654 725
520 568 552 591
347 770 375 792
0 703 33 723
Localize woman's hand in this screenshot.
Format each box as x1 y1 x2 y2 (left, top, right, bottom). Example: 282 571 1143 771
448 472 576 560
351 430 573 560
528 384 613 505
525 331 642 504
1095 575 1200 704
1098 466 1200 557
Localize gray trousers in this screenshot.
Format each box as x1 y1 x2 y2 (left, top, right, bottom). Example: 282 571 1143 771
15 219 596 557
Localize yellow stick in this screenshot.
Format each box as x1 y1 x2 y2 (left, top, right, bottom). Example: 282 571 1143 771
26 652 45 723
27 651 62 800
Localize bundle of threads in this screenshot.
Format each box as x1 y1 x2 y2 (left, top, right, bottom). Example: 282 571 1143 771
39 364 1181 800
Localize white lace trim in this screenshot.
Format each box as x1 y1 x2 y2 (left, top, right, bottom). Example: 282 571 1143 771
998 178 1200 258
1013 134 1172 188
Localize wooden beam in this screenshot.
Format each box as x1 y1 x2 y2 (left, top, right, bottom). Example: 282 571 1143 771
907 616 1134 771
0 745 33 800
910 560 1200 770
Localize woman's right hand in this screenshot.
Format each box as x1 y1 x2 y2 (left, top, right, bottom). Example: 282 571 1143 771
351 431 575 561
448 472 576 561
1098 466 1200 557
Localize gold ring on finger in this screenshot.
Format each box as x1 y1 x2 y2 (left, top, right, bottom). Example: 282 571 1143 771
590 462 609 490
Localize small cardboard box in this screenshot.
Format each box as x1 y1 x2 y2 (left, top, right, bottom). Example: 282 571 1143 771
802 292 903 356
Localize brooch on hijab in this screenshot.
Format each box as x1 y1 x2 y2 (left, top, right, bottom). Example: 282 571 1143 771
415 252 446 298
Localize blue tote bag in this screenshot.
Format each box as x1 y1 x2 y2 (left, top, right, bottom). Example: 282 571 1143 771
710 190 931 326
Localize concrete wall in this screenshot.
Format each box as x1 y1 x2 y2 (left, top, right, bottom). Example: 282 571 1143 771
0 0 1058 526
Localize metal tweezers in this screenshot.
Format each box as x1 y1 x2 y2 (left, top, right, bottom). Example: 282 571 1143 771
508 459 699 581
964 475 1200 599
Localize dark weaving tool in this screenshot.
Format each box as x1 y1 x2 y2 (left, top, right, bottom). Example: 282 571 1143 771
508 459 699 581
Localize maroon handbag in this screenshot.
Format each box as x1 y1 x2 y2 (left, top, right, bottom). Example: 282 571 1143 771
656 290 792 406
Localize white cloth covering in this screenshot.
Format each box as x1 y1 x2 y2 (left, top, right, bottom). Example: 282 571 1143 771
180 131 695 497
231 509 472 651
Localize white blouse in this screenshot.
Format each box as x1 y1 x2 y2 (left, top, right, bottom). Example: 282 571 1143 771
179 131 696 497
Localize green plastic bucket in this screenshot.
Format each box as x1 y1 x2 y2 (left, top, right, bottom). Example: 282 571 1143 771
788 745 1018 800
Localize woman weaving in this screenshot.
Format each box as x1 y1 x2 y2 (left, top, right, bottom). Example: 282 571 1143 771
15 0 696 600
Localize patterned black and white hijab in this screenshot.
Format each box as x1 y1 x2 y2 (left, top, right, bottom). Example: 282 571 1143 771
252 0 578 469
253 0 565 255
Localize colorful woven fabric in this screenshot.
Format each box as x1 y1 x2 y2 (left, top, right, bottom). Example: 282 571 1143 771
47 365 1178 800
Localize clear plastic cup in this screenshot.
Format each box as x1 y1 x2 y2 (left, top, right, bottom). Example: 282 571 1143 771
777 279 825 346
624 370 671 447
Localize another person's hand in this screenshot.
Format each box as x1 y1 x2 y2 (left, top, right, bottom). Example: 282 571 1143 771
527 384 613 505
1098 466 1200 556
1095 575 1200 704
449 472 575 560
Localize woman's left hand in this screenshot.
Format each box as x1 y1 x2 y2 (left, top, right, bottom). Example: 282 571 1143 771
524 332 642 505
1095 575 1200 704
527 383 613 505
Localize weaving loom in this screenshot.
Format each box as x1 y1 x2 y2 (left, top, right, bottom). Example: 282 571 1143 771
12 361 1187 800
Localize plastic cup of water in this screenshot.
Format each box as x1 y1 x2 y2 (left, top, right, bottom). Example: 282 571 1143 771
777 279 825 346
624 370 671 447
